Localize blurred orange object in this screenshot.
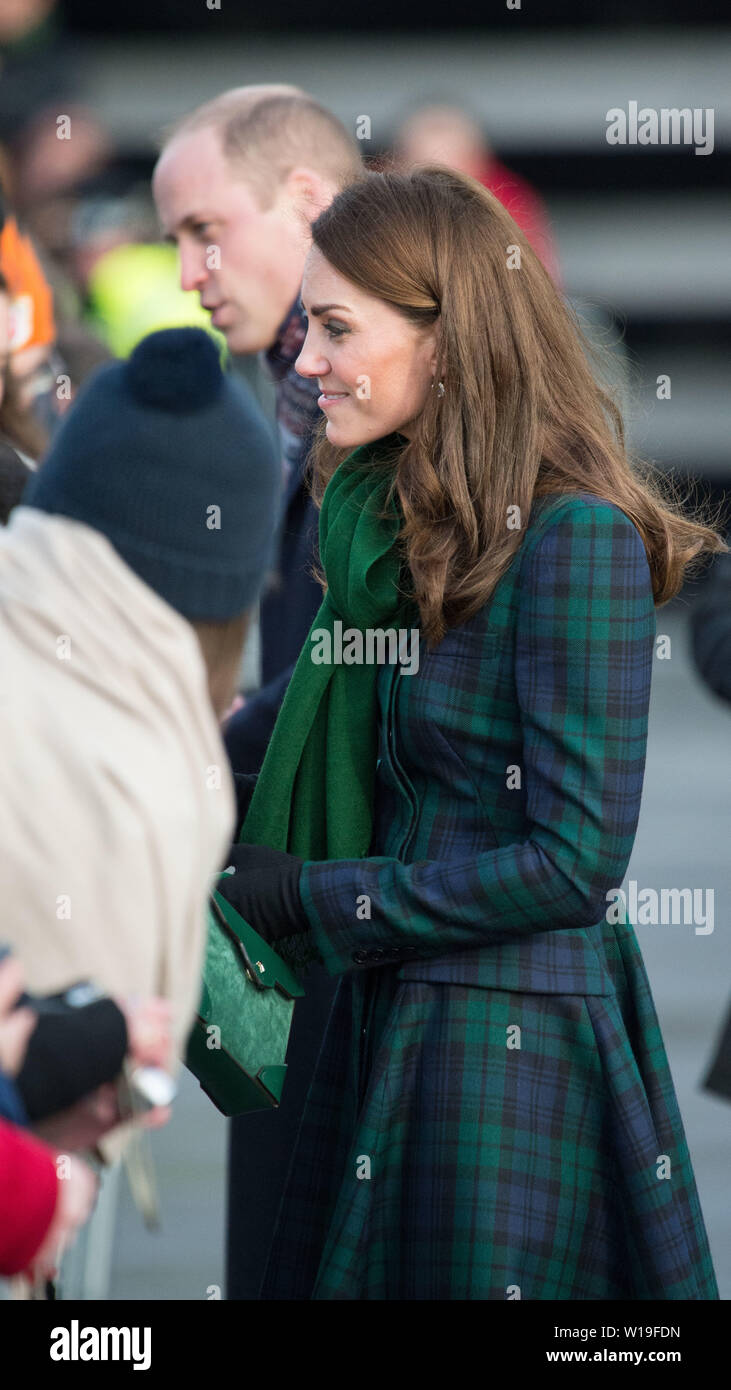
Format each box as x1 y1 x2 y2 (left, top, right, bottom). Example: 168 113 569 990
0 213 55 354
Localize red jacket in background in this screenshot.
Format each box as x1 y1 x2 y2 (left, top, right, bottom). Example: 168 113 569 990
480 157 561 285
0 1118 58 1276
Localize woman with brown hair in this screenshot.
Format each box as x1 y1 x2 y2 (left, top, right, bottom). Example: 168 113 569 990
219 167 724 1299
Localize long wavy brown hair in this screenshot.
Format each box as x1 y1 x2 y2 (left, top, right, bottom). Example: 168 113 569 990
306 167 728 646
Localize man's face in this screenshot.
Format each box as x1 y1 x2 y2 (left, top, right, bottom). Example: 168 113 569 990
153 127 308 354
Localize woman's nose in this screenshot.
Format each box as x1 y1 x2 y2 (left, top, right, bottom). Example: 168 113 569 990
295 332 330 380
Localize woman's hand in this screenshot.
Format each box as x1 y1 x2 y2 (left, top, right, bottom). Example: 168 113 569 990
0 955 36 1078
216 843 306 945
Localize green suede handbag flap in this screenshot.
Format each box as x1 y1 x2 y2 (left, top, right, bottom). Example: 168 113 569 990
184 889 305 1117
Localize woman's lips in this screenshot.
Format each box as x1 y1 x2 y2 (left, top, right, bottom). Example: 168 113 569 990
318 391 349 410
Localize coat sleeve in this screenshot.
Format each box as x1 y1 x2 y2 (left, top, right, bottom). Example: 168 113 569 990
0 1119 59 1277
298 499 657 975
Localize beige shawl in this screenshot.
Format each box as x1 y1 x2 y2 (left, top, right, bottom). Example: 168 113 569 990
0 507 235 1056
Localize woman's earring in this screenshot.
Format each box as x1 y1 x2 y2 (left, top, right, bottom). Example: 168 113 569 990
432 379 445 397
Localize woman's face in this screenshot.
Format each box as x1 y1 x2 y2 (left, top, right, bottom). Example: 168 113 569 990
296 247 439 448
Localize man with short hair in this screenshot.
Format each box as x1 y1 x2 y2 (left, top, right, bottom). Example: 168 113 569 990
153 86 363 1299
155 87 362 749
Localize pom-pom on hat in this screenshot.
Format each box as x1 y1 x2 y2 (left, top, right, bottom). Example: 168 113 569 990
23 328 280 621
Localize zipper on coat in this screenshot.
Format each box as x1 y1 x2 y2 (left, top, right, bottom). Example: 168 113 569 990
385 662 421 861
356 663 415 1111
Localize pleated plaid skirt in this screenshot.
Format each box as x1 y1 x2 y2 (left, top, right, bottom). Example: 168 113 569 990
259 924 718 1300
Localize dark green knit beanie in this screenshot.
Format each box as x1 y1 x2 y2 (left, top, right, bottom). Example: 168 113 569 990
22 328 280 621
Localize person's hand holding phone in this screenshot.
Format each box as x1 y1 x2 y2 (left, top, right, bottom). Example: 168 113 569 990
34 997 176 1149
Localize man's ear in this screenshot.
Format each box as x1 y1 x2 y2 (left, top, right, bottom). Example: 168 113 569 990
285 166 332 223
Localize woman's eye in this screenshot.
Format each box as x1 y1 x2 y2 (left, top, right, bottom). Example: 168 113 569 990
324 322 348 339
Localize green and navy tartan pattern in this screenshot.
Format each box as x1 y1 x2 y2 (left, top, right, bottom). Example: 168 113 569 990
299 494 658 980
258 493 718 1299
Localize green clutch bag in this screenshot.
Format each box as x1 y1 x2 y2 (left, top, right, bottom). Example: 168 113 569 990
184 888 305 1117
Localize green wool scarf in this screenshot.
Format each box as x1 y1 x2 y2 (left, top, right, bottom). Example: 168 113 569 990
238 434 415 969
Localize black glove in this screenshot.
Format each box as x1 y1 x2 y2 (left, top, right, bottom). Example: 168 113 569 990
216 843 306 946
15 986 128 1122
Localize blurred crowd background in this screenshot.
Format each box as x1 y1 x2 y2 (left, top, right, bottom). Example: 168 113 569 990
0 0 728 1298
2 1 729 539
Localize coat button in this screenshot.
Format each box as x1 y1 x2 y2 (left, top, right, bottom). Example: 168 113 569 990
368 947 386 962
351 950 369 965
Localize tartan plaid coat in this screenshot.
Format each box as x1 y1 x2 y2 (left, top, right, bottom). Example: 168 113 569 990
258 491 719 1301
